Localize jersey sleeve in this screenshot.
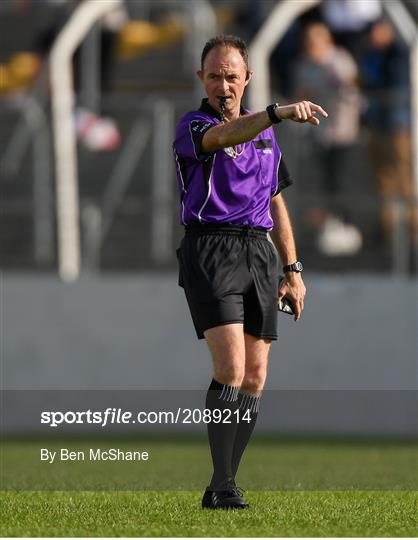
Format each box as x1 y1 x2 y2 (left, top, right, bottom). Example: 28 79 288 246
173 114 216 162
271 155 293 197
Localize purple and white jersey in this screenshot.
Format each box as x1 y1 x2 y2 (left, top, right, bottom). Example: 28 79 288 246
172 99 292 230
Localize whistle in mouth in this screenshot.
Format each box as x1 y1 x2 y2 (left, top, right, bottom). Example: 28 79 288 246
219 96 227 109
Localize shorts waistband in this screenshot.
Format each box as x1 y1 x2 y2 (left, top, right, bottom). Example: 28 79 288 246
185 223 268 238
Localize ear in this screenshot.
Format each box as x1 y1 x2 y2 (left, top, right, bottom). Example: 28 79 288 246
244 70 254 85
197 69 204 82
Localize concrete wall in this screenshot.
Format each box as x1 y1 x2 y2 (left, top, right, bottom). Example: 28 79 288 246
2 273 417 435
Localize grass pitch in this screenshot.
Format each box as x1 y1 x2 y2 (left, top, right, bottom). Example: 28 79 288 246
1 490 417 537
1 437 417 537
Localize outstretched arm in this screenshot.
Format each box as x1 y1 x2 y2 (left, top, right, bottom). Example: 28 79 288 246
269 193 306 321
201 100 328 153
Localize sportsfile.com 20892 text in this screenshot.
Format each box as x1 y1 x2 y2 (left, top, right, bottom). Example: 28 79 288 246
41 408 252 428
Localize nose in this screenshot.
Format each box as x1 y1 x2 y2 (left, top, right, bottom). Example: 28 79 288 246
219 77 229 95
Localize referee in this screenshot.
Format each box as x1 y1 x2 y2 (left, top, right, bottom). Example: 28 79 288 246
173 35 327 509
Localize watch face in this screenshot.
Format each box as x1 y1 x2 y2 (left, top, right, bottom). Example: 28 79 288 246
294 262 303 272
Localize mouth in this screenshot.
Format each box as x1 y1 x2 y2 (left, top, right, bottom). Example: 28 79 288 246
217 96 232 103
217 97 233 113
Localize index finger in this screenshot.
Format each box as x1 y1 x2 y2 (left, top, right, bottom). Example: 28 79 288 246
294 299 303 321
309 102 328 118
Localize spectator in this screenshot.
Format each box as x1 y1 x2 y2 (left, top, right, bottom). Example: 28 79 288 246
292 22 363 256
361 20 416 254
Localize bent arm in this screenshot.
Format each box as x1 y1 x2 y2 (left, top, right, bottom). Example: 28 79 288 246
201 111 271 153
201 101 328 153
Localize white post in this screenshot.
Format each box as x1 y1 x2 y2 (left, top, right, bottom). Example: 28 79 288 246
411 41 418 242
50 0 122 282
248 0 320 112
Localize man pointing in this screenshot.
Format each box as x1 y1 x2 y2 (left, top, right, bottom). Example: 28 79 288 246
173 35 327 509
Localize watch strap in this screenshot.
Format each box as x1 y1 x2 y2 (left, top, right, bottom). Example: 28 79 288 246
283 261 303 273
266 103 282 124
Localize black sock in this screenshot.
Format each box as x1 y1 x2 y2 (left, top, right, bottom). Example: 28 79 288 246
231 391 261 478
205 378 240 490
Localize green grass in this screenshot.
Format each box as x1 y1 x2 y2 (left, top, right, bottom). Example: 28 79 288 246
1 438 417 536
1 490 417 537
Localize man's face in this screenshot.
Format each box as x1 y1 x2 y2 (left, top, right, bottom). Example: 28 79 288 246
197 45 252 117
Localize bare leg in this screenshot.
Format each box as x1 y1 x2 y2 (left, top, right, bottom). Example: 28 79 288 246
204 323 246 386
241 333 271 394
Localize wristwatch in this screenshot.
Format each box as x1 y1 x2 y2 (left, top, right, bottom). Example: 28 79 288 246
283 261 303 273
266 103 282 124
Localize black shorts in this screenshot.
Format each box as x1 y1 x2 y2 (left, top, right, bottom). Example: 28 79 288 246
176 224 279 340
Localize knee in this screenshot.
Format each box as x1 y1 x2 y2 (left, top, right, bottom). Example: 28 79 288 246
213 361 244 387
241 365 267 394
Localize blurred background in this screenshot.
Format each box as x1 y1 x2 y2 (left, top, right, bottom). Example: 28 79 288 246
1 0 417 439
